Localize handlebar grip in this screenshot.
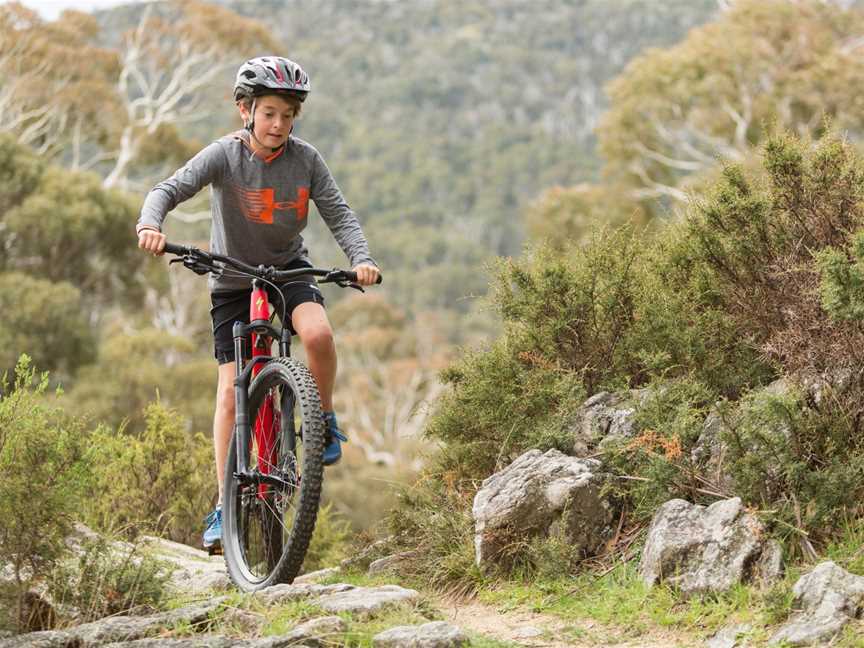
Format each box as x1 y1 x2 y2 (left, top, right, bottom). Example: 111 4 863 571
163 242 187 256
344 271 383 284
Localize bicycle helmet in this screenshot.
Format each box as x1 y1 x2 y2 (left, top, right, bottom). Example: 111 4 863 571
233 56 311 102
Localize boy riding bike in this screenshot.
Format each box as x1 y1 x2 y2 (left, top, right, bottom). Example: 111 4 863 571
136 56 380 553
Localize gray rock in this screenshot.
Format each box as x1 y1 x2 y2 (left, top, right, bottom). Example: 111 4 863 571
373 621 468 647
569 390 649 455
770 561 864 645
706 623 751 648
754 540 784 584
472 449 616 568
218 607 262 634
0 630 76 648
368 552 416 575
0 600 225 648
513 626 544 640
640 498 780 596
316 585 420 619
255 583 355 606
253 616 346 648
294 567 341 584
799 370 855 407
139 536 230 595
102 637 239 647
77 599 223 644
691 408 735 494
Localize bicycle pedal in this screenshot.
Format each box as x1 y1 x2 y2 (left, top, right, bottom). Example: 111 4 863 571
207 545 223 556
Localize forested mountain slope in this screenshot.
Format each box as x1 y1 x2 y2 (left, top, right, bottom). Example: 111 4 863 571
228 0 719 310
97 0 720 315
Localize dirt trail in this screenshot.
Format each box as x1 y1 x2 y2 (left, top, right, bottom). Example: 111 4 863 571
434 596 695 647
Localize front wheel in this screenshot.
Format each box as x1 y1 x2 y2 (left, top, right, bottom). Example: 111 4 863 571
222 358 326 590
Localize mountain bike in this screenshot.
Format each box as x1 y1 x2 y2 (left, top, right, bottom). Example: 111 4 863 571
163 242 380 591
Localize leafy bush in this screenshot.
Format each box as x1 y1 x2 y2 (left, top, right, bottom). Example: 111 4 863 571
85 401 213 545
391 132 864 585
603 378 717 520
48 535 171 623
0 356 94 630
427 335 580 480
385 454 484 594
67 328 215 437
0 273 95 381
681 133 864 378
721 384 864 552
301 503 351 573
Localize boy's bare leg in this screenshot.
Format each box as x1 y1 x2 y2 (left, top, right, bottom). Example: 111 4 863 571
213 361 236 502
290 302 336 411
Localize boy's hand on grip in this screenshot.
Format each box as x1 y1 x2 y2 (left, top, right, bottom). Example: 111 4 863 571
352 263 380 286
138 229 167 256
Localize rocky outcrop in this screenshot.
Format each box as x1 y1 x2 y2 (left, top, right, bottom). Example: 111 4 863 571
316 585 420 619
368 552 417 576
568 390 650 455
640 498 782 596
253 582 356 606
690 408 735 494
770 561 864 646
472 449 617 568
260 616 346 648
373 621 468 647
1 585 431 647
139 535 230 595
0 599 225 647
706 623 752 648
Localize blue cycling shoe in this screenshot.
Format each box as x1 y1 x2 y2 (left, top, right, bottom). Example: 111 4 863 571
323 411 348 466
202 507 222 553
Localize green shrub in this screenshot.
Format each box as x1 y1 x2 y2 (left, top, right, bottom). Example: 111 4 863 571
302 503 351 573
680 133 864 378
816 234 864 321
492 232 642 394
722 385 864 551
428 334 580 480
47 536 171 623
385 457 484 594
603 378 718 522
0 356 95 630
0 273 95 382
85 401 213 545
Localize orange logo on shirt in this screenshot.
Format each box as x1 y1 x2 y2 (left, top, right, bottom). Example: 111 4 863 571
235 186 309 224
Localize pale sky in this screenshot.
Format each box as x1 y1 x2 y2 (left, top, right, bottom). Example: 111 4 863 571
16 0 143 21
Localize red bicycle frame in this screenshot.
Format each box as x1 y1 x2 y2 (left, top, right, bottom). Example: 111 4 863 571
250 283 278 498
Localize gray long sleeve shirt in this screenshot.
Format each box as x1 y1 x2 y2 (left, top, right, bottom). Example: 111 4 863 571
138 131 376 291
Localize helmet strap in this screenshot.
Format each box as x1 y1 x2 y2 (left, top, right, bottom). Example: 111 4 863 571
245 97 256 133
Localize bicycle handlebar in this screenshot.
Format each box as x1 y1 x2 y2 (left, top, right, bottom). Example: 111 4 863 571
162 242 383 286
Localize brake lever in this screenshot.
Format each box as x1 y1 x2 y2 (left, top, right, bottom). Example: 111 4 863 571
339 281 365 292
169 254 219 277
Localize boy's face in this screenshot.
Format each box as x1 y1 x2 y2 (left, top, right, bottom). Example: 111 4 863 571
239 94 297 149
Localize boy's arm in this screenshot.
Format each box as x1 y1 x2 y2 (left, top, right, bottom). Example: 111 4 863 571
310 152 378 270
137 142 227 235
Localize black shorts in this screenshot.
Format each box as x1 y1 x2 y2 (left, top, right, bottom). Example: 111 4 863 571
210 261 325 365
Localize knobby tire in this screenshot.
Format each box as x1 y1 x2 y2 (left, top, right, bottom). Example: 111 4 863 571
222 358 325 590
